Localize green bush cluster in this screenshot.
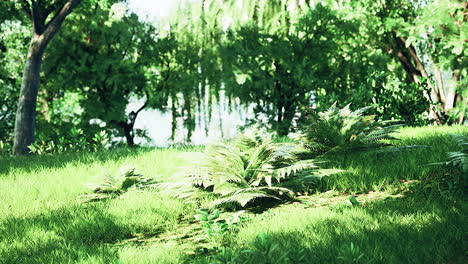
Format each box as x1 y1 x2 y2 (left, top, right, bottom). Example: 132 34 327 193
28 128 110 154
162 104 400 209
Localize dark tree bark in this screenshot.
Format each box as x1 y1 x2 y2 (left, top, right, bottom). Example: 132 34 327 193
112 102 147 147
13 0 81 155
272 60 297 137
13 37 43 155
389 33 445 124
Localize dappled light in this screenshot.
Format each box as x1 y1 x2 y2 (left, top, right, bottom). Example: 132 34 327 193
0 0 466 263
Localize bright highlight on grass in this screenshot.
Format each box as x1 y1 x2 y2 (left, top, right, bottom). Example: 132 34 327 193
0 126 466 263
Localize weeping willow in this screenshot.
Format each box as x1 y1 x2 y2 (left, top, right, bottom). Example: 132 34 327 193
156 0 313 141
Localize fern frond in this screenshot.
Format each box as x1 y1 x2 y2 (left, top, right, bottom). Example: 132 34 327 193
273 159 319 180
211 191 277 207
298 103 401 156
79 167 153 203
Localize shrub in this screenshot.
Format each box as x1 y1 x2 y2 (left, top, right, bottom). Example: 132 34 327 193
296 103 401 157
28 128 110 154
162 129 340 208
79 166 155 202
194 209 246 242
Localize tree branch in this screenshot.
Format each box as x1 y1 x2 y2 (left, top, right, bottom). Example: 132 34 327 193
37 0 81 52
31 0 47 34
135 101 148 116
20 0 32 20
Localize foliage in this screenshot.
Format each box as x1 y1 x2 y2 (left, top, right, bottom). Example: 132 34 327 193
297 103 401 157
445 134 468 175
346 0 466 124
163 129 339 208
27 128 110 155
79 166 155 202
220 4 358 135
1 127 467 263
0 140 10 156
0 20 29 143
358 74 431 126
40 2 158 146
447 135 468 175
194 209 246 242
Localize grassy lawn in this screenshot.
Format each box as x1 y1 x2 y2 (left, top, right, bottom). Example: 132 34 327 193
0 126 466 263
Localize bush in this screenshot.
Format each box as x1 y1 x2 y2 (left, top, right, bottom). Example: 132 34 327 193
296 103 401 157
162 129 340 208
28 128 110 154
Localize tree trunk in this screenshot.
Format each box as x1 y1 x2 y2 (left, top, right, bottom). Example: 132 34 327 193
390 34 444 124
433 65 446 108
12 0 81 155
12 37 43 155
115 102 147 147
454 94 465 124
445 69 460 112
122 124 135 147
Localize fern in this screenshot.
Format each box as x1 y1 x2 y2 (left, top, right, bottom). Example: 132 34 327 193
445 134 467 176
298 103 401 156
79 166 155 202
162 129 337 208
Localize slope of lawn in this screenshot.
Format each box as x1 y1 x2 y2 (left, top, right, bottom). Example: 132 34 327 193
0 126 466 263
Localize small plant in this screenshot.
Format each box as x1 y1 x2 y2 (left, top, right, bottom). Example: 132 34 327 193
444 134 467 177
337 242 366 263
91 130 111 151
195 208 246 241
28 139 57 155
242 233 288 264
297 103 401 157
163 130 340 208
79 166 155 202
28 129 110 154
209 247 240 264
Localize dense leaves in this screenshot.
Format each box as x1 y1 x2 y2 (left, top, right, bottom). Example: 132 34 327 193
162 129 339 208
1 0 465 154
296 104 400 156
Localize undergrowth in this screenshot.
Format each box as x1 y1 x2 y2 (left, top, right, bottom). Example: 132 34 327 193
0 126 466 263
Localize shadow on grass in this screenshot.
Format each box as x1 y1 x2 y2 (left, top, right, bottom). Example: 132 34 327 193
321 132 465 193
202 192 465 263
0 204 135 263
0 147 154 177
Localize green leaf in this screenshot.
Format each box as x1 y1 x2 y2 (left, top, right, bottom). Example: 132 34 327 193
349 196 360 206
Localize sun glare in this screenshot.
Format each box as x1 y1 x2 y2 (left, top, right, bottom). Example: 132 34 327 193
128 0 179 21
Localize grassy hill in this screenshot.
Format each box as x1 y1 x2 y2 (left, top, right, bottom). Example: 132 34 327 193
0 126 466 263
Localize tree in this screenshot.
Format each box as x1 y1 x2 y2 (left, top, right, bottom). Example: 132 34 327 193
220 4 356 136
0 20 29 143
11 0 82 155
345 0 466 124
42 2 159 147
408 0 467 123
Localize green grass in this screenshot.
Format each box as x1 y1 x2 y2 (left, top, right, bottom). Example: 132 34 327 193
214 195 465 263
321 125 468 193
0 147 198 263
0 126 466 263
